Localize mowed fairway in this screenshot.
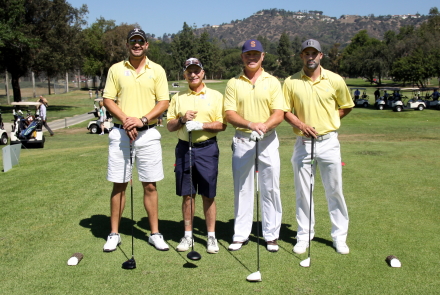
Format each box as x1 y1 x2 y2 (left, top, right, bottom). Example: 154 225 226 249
0 85 439 294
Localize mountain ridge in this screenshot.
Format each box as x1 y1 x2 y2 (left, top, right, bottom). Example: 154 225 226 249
190 9 428 48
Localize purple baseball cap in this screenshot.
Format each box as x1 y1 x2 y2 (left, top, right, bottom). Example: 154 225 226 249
242 39 264 53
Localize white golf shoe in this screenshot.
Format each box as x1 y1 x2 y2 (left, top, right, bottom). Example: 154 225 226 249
266 239 279 252
293 240 309 254
228 239 249 251
207 236 219 254
148 233 169 251
103 233 121 252
176 236 192 252
333 241 349 254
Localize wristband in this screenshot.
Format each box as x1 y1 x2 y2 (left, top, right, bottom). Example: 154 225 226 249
247 121 252 129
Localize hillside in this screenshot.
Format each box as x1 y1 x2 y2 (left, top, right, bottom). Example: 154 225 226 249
193 9 428 48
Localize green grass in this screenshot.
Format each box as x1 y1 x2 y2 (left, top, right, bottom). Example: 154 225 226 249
1 86 440 294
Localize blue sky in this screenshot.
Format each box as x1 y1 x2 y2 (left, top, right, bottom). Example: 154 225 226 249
68 0 438 37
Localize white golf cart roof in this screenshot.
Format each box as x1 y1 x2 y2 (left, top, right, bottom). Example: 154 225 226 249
11 102 42 106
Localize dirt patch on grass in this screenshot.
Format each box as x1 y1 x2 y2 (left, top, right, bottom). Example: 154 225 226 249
55 127 89 135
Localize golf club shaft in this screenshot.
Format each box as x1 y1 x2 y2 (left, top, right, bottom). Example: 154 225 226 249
189 132 194 252
255 139 260 272
130 141 134 258
307 137 315 260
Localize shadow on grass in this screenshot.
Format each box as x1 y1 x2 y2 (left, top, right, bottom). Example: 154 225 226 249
79 214 331 259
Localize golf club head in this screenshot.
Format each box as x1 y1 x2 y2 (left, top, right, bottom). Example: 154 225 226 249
246 271 262 282
122 258 136 269
300 257 311 268
187 251 201 261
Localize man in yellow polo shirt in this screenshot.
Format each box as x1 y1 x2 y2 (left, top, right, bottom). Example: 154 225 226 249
102 28 170 252
224 39 285 252
167 57 226 254
283 39 354 255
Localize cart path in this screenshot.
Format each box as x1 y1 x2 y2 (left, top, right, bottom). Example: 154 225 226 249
3 113 95 133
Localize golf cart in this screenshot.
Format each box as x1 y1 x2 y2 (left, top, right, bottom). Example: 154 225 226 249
422 87 440 110
374 87 402 110
10 102 45 148
87 98 113 134
0 109 9 145
350 88 369 108
392 88 426 112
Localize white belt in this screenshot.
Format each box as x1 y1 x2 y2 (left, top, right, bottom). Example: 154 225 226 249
301 131 336 141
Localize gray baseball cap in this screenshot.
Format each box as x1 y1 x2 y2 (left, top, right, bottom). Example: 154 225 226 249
301 39 321 52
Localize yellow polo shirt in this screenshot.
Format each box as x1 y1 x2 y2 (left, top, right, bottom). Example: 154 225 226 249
167 84 225 143
103 57 169 124
283 66 354 136
224 69 286 133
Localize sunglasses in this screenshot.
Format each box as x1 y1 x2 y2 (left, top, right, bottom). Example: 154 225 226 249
129 39 145 46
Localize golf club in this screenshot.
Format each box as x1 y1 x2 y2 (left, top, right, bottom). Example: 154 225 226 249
122 141 136 269
300 136 315 268
247 139 262 282
187 132 202 261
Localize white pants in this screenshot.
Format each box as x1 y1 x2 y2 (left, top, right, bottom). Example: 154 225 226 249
232 130 282 242
107 127 164 183
292 132 349 242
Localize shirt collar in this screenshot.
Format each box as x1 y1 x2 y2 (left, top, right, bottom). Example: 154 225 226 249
300 66 327 81
239 68 268 82
123 57 150 70
186 83 207 95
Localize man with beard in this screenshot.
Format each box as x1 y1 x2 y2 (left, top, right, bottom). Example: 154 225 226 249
102 28 170 252
283 39 354 255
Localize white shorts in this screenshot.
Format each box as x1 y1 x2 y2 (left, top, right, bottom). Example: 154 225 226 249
107 127 164 183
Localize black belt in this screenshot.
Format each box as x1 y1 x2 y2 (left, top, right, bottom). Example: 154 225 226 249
179 137 216 148
114 123 156 131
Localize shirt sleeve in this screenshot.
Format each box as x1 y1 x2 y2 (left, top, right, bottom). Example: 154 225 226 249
166 93 179 122
213 91 225 124
224 78 237 112
103 65 118 100
335 78 354 109
282 78 294 112
154 66 170 102
269 77 286 111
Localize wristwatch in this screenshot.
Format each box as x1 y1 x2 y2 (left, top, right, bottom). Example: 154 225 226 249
140 116 149 126
178 117 184 124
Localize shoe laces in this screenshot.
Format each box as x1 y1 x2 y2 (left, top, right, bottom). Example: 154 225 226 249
180 236 192 245
207 236 217 246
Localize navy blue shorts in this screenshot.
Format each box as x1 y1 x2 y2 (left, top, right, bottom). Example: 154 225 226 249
174 137 219 198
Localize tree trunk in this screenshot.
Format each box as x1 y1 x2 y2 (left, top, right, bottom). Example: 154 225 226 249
47 77 51 95
32 72 36 98
65 72 69 93
11 73 22 102
5 70 11 104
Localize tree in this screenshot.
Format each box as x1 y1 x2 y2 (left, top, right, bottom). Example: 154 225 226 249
81 17 117 89
197 31 215 78
0 0 87 101
327 43 342 74
171 22 197 79
275 32 294 78
147 40 174 79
